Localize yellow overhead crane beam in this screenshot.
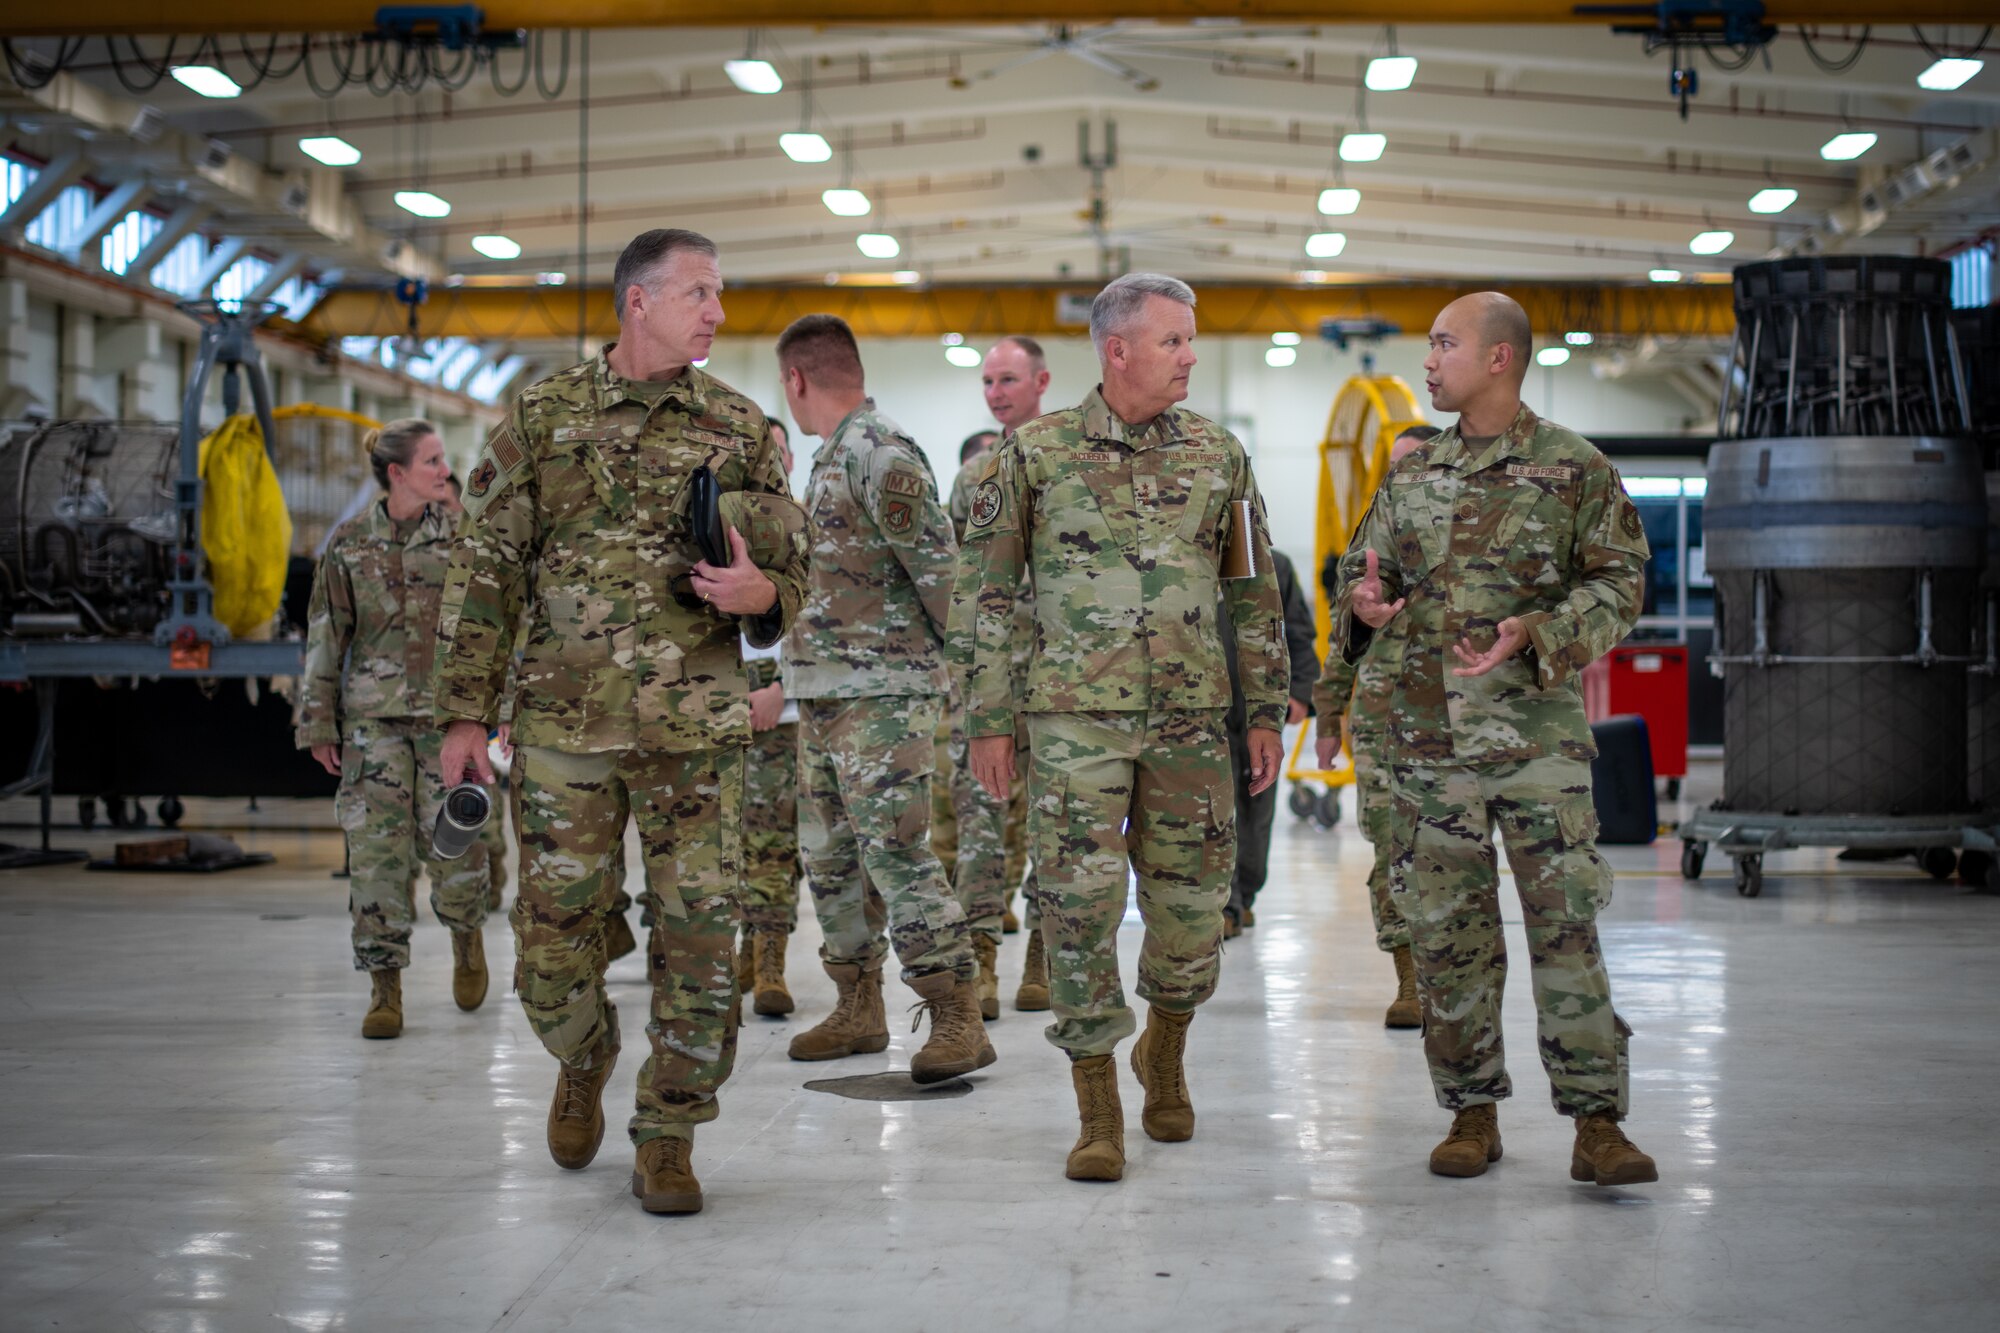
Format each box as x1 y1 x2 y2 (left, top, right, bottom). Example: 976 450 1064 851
303 280 1735 344
6 2 1986 36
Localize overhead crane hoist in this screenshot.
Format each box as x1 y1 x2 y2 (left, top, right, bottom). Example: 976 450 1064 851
1283 371 1428 831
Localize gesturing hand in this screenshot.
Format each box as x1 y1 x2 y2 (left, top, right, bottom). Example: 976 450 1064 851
1351 549 1406 630
692 526 778 616
969 734 1016 802
1451 617 1528 677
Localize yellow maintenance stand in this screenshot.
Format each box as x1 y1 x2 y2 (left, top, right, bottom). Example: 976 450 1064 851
1284 373 1428 828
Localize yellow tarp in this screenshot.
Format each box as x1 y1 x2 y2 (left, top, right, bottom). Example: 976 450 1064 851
198 414 294 638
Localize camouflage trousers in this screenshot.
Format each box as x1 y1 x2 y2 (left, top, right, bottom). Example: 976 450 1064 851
1353 746 1410 952
948 712 1040 942
511 744 744 1145
1386 756 1630 1118
1026 709 1233 1058
741 723 801 932
336 717 488 972
799 695 973 983
930 715 958 874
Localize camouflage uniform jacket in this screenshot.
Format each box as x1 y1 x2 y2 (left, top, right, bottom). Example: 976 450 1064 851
948 385 1289 738
295 499 453 747
783 399 956 700
1333 405 1648 765
949 444 1032 702
1311 592 1406 745
434 348 807 754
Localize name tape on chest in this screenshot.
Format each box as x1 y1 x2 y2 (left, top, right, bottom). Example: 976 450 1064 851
553 424 620 444
1393 469 1446 485
682 426 740 450
1505 463 1576 482
1074 450 1118 463
881 469 927 498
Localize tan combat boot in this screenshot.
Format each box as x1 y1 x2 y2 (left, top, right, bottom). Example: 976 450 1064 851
1571 1113 1659 1186
788 961 890 1061
735 931 756 993
1241 906 1256 928
1001 906 1021 935
1015 928 1051 1012
972 934 1001 1021
1385 945 1422 1029
631 1134 703 1214
752 929 794 1017
1429 1104 1502 1177
907 969 997 1084
546 1051 618 1170
1222 911 1241 940
362 969 402 1039
450 929 488 1011
1066 1055 1125 1181
1129 1006 1196 1142
603 911 638 965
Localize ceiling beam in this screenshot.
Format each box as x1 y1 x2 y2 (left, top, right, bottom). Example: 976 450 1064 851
13 4 1990 37
302 279 1734 342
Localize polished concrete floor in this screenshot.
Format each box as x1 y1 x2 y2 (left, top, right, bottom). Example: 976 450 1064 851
3 767 1998 1332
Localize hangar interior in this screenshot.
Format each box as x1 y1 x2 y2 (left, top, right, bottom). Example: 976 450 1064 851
0 5 1996 1331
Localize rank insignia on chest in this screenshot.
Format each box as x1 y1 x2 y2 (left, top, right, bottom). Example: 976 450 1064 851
969 481 1003 529
1133 478 1158 506
884 499 914 535
467 458 498 497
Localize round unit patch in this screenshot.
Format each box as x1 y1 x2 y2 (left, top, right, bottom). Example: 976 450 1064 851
969 481 1003 529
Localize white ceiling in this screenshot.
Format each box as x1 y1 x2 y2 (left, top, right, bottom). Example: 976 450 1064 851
7 22 1998 289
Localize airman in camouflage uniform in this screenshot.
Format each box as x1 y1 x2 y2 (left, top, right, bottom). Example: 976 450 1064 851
738 645 801 1016
949 275 1288 1181
435 230 810 1215
777 314 991 1084
1331 291 1658 1186
1311 425 1440 1028
298 479 490 1036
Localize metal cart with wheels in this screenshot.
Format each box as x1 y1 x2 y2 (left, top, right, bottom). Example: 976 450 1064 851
1678 807 2000 898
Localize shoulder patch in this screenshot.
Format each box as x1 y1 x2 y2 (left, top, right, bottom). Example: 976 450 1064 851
1620 503 1644 540
969 481 1003 530
489 423 525 473
881 468 926 499
883 499 914 534
466 458 498 498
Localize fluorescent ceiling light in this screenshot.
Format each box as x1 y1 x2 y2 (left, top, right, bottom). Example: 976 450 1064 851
394 190 451 218
1297 270 1329 283
1649 268 1683 283
171 65 242 98
780 132 833 163
945 345 982 368
538 271 566 285
1271 331 1303 346
471 235 521 260
724 59 783 94
1305 232 1348 258
1338 133 1386 163
822 188 871 217
1265 346 1298 368
299 135 360 167
1565 331 1594 346
856 233 900 259
1365 56 1418 92
1916 58 1982 92
1536 346 1571 367
1317 187 1361 215
1820 132 1876 161
1747 187 1797 214
941 332 964 346
893 270 920 284
1689 230 1734 255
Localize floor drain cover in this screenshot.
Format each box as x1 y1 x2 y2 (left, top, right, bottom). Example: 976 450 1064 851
259 913 305 921
803 1072 973 1101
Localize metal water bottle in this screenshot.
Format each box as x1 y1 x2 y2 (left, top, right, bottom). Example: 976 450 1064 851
431 783 492 860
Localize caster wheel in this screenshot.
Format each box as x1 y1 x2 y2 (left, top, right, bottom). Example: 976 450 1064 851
129 801 147 829
1734 854 1763 898
1665 778 1682 801
1680 841 1705 880
158 796 185 829
77 797 97 831
1919 846 1958 880
1312 789 1342 830
1287 785 1315 820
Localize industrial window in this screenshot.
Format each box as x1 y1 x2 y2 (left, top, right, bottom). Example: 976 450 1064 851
150 233 211 296
2 158 36 209
466 355 524 404
272 277 322 320
22 182 96 252
435 341 484 392
213 254 272 309
100 210 164 275
1950 243 1993 309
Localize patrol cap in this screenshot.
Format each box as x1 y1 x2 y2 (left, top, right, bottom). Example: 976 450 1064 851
718 489 809 573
